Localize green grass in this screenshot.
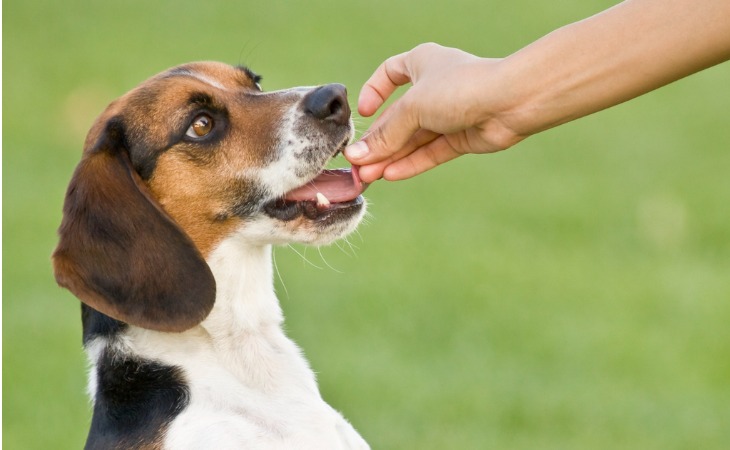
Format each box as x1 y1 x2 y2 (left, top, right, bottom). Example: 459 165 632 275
4 0 730 448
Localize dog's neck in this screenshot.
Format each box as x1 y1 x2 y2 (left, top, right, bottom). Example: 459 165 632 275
191 233 319 393
203 234 283 337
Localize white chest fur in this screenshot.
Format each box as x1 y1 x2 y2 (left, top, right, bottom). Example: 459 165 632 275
122 235 369 449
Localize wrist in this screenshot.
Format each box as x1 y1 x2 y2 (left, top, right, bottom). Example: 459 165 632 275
468 58 530 150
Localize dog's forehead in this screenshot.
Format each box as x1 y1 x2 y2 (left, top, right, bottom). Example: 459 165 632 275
116 62 260 123
161 62 260 90
117 62 259 111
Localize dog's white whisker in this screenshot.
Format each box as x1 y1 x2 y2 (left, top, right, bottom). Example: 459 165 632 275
288 244 324 270
272 247 290 299
346 236 361 252
333 240 352 258
317 247 343 274
337 236 360 258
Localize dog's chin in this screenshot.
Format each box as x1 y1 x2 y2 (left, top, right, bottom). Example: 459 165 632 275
263 195 365 223
245 197 364 247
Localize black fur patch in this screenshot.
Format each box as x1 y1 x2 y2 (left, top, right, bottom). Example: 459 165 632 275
85 348 190 449
81 304 127 345
229 182 267 218
235 65 262 85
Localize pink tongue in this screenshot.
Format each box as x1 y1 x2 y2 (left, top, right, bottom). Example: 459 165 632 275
283 167 368 203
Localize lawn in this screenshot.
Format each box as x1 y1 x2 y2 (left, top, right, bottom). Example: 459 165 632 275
4 0 730 449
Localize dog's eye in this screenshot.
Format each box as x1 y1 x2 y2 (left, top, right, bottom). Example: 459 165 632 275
186 114 214 139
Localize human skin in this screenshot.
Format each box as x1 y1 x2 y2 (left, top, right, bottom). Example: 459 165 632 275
345 0 730 183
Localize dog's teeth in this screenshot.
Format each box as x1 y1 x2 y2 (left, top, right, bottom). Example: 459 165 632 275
316 192 330 207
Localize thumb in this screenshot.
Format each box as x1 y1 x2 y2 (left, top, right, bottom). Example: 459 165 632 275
345 95 420 165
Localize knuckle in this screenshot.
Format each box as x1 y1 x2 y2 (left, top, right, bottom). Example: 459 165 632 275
480 124 521 152
366 128 391 155
413 42 440 53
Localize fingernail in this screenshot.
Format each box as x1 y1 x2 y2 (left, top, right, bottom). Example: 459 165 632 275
345 141 369 160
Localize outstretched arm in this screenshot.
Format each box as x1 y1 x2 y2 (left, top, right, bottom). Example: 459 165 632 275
346 0 730 182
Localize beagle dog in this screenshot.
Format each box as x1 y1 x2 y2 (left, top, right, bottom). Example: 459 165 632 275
52 62 370 449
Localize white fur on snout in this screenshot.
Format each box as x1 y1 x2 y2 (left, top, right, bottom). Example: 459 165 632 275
252 107 314 198
250 88 354 199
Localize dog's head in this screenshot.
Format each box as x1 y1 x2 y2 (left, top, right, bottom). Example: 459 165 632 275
52 62 367 332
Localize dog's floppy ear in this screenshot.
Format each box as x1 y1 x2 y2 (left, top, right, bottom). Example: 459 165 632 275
52 118 216 332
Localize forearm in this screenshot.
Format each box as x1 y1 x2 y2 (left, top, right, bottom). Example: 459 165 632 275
494 0 730 137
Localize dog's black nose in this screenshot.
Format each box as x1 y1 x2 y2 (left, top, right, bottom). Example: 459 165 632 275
303 84 350 125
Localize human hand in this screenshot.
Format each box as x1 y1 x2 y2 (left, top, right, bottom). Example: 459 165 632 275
345 43 523 183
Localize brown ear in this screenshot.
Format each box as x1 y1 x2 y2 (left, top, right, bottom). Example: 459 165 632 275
52 118 215 332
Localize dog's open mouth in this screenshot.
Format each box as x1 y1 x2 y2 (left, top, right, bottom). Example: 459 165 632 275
263 166 369 221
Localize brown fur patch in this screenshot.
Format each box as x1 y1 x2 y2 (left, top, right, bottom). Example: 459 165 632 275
147 150 246 256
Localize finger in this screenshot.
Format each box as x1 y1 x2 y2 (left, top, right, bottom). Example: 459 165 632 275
343 102 398 163
382 135 464 181
362 104 435 149
346 93 421 165
358 51 413 117
356 129 441 183
357 160 389 184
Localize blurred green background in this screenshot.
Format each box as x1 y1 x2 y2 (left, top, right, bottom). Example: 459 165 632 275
4 0 730 448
